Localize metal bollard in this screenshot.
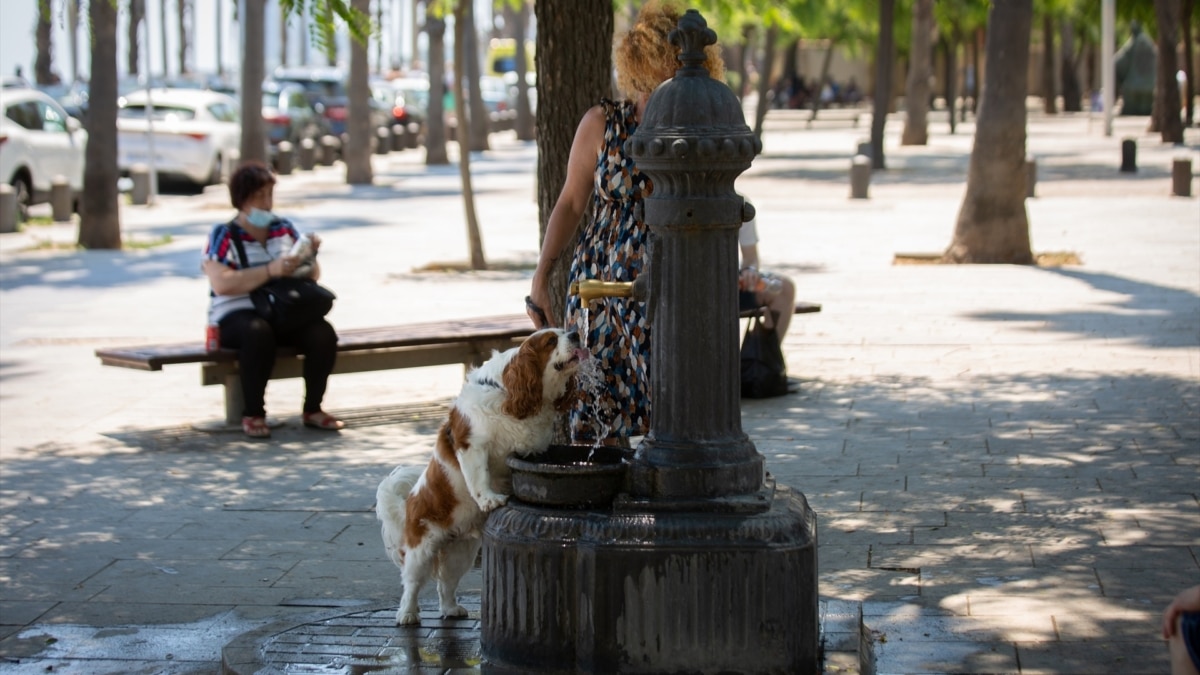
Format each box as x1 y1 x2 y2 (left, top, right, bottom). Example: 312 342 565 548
130 164 151 205
856 140 873 159
0 183 16 233
375 127 391 155
1120 138 1137 172
1172 157 1193 197
298 138 316 170
276 141 295 175
391 124 406 152
850 154 871 199
50 175 72 221
319 135 339 166
1026 155 1037 198
407 122 420 149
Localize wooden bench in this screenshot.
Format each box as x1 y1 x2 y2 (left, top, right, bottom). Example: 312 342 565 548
96 314 533 428
95 303 821 428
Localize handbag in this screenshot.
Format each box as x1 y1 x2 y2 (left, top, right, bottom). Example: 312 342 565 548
229 224 336 334
740 311 789 399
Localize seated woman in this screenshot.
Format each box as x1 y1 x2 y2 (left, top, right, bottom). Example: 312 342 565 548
202 162 343 439
738 207 797 342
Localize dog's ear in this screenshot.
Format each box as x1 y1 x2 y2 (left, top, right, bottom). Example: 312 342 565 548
501 346 544 419
553 374 580 412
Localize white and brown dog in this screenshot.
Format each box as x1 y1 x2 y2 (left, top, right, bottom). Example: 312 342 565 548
376 327 585 625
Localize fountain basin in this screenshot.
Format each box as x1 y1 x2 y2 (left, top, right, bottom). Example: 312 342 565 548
507 444 628 509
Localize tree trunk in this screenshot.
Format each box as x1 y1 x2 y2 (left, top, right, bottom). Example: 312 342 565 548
1182 0 1194 126
67 0 80 83
944 0 1034 265
177 0 191 75
944 33 958 134
534 0 613 325
35 0 53 85
345 0 374 183
280 4 289 67
1154 0 1184 142
240 0 267 165
782 38 799 84
465 1 490 152
1041 12 1057 114
870 0 896 169
752 25 778 141
455 1 485 270
735 25 754 100
79 0 121 250
513 1 535 141
902 0 933 145
425 11 450 165
129 0 146 77
1060 17 1083 112
160 0 170 79
808 43 834 122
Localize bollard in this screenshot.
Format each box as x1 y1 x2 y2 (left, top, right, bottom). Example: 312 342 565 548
1171 157 1193 197
856 140 873 159
1120 138 1137 172
0 183 16 233
850 154 871 199
375 126 391 155
391 124 406 152
50 175 72 222
407 122 421 149
319 135 339 166
130 164 151 205
298 138 316 170
276 141 295 175
1026 155 1037 198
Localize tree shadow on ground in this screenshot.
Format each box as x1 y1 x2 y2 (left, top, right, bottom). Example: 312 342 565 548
966 267 1200 349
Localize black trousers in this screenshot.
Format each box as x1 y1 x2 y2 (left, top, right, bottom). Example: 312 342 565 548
217 309 338 418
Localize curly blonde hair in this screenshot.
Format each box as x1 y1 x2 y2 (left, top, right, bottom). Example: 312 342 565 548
614 1 726 98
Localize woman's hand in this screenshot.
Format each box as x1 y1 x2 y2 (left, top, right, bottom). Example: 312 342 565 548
274 255 301 277
738 265 761 292
1162 585 1200 640
309 234 322 254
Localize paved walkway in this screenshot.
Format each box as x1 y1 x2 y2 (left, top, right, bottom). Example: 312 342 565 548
0 108 1197 674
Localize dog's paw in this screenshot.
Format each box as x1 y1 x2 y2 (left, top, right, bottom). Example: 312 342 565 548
441 603 468 619
395 608 421 625
476 492 508 512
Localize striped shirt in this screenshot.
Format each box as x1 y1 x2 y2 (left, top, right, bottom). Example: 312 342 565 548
204 218 300 324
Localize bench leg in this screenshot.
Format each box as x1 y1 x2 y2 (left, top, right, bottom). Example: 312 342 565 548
223 373 244 427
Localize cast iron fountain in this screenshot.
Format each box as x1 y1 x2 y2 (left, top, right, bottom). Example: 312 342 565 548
482 10 819 674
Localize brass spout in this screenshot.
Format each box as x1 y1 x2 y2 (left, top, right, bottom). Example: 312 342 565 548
570 280 637 304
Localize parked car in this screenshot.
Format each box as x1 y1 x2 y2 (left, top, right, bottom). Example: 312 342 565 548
0 86 87 219
116 88 240 189
262 81 326 158
273 66 390 140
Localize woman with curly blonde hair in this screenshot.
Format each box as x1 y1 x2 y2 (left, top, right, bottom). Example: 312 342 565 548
525 1 724 444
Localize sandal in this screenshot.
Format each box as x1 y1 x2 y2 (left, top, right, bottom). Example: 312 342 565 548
242 416 271 439
303 411 345 431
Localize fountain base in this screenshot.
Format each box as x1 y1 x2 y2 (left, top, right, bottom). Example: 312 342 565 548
481 478 819 674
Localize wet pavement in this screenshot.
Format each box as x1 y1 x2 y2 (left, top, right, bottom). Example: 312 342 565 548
0 105 1197 674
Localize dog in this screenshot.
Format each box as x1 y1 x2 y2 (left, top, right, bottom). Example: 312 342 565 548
376 327 585 625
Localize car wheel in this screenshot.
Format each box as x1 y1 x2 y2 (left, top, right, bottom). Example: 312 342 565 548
205 154 223 188
10 175 32 222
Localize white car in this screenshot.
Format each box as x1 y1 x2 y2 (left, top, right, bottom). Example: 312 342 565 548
0 86 87 218
117 88 240 188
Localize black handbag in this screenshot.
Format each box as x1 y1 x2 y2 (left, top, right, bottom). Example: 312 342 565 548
740 311 789 399
230 225 335 334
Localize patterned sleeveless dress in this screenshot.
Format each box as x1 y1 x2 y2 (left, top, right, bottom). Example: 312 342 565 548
565 99 653 442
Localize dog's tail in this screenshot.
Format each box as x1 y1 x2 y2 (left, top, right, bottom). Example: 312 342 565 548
375 464 425 569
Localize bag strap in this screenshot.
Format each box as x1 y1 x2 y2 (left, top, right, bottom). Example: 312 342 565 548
227 222 252 271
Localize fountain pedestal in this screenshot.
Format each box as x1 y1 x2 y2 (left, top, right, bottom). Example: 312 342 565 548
482 10 819 673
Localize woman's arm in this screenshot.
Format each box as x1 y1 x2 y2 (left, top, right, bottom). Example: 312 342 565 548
203 258 286 296
527 105 606 328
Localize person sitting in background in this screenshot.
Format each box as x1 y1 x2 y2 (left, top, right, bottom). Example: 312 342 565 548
738 204 797 343
202 162 343 439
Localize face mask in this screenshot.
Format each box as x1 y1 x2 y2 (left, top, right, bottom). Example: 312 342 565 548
246 208 275 228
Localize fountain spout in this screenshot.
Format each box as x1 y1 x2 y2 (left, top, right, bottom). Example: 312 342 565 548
570 277 648 304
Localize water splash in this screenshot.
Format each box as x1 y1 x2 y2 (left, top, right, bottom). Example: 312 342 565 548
569 303 616 454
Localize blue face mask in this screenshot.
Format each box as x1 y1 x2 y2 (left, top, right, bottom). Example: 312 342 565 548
246 208 275 228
